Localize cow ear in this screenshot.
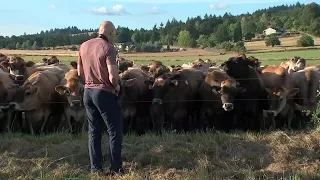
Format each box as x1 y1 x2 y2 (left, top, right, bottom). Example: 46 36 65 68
55 85 68 95
0 61 9 68
287 88 299 97
26 61 35 67
170 80 178 86
123 78 136 87
144 79 154 89
33 86 39 94
265 88 271 93
211 88 219 94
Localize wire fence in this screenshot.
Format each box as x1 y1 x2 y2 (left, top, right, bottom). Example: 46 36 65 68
0 97 318 106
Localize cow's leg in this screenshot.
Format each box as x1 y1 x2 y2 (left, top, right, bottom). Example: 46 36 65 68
199 109 208 131
12 111 22 132
26 115 34 135
62 112 73 133
21 112 28 133
150 105 164 134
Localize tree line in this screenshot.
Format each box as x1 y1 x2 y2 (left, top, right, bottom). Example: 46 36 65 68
0 2 319 52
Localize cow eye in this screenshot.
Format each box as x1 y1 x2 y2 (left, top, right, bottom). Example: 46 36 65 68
25 91 31 96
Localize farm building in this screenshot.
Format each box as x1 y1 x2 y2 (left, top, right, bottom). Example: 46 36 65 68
263 27 285 36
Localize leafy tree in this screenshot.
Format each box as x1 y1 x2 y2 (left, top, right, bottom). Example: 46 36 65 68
32 41 38 50
21 42 27 49
215 24 230 43
233 21 242 42
241 17 256 41
297 35 314 47
25 40 32 50
197 35 209 47
131 32 141 43
308 19 320 36
16 42 21 49
177 30 194 48
265 35 281 47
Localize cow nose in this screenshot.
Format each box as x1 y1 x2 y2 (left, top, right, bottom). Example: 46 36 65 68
15 75 24 81
152 98 162 105
70 100 81 108
222 103 234 111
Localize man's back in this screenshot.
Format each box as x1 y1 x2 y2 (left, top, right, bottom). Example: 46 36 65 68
79 38 117 94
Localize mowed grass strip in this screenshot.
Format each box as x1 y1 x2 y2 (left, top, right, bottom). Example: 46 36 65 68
0 130 319 179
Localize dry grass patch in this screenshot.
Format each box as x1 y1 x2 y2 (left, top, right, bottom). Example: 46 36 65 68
0 130 319 179
245 36 320 52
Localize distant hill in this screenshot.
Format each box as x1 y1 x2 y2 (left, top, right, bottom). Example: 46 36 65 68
0 2 319 53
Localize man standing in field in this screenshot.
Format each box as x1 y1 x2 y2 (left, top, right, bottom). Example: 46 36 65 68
77 20 124 176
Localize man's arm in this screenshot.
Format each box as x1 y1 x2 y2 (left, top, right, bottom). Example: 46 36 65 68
106 46 119 89
77 51 84 77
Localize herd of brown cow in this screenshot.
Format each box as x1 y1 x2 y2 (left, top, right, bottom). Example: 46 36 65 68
0 53 319 136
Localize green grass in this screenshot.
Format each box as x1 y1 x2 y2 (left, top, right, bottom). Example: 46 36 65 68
20 49 320 67
0 130 319 179
2 49 320 179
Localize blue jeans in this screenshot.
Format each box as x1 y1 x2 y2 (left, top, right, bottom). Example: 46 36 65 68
83 88 123 173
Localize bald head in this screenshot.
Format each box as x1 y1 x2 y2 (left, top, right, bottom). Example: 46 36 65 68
99 21 116 43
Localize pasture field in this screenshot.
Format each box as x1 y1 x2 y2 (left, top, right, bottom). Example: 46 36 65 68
1 44 320 179
2 49 320 67
0 130 319 180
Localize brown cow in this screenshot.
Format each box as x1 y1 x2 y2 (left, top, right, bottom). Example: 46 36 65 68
55 69 86 133
0 71 20 133
145 68 205 132
118 68 153 135
148 60 170 78
118 58 134 73
7 56 40 83
291 66 320 111
35 63 70 74
280 56 304 74
70 61 78 69
10 69 67 135
198 70 240 130
46 56 60 65
261 65 300 128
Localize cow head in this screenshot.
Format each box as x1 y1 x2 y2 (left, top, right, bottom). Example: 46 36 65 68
280 57 303 74
219 79 246 111
221 56 250 79
117 78 137 100
296 58 306 71
11 79 40 111
149 61 170 78
8 56 34 82
47 56 60 65
144 72 188 105
140 65 150 75
70 61 78 69
265 86 299 116
55 69 84 109
247 56 261 71
118 58 134 73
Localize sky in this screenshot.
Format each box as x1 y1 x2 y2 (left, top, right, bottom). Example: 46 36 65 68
0 0 317 37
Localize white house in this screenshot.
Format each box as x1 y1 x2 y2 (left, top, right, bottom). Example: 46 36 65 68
263 27 285 36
